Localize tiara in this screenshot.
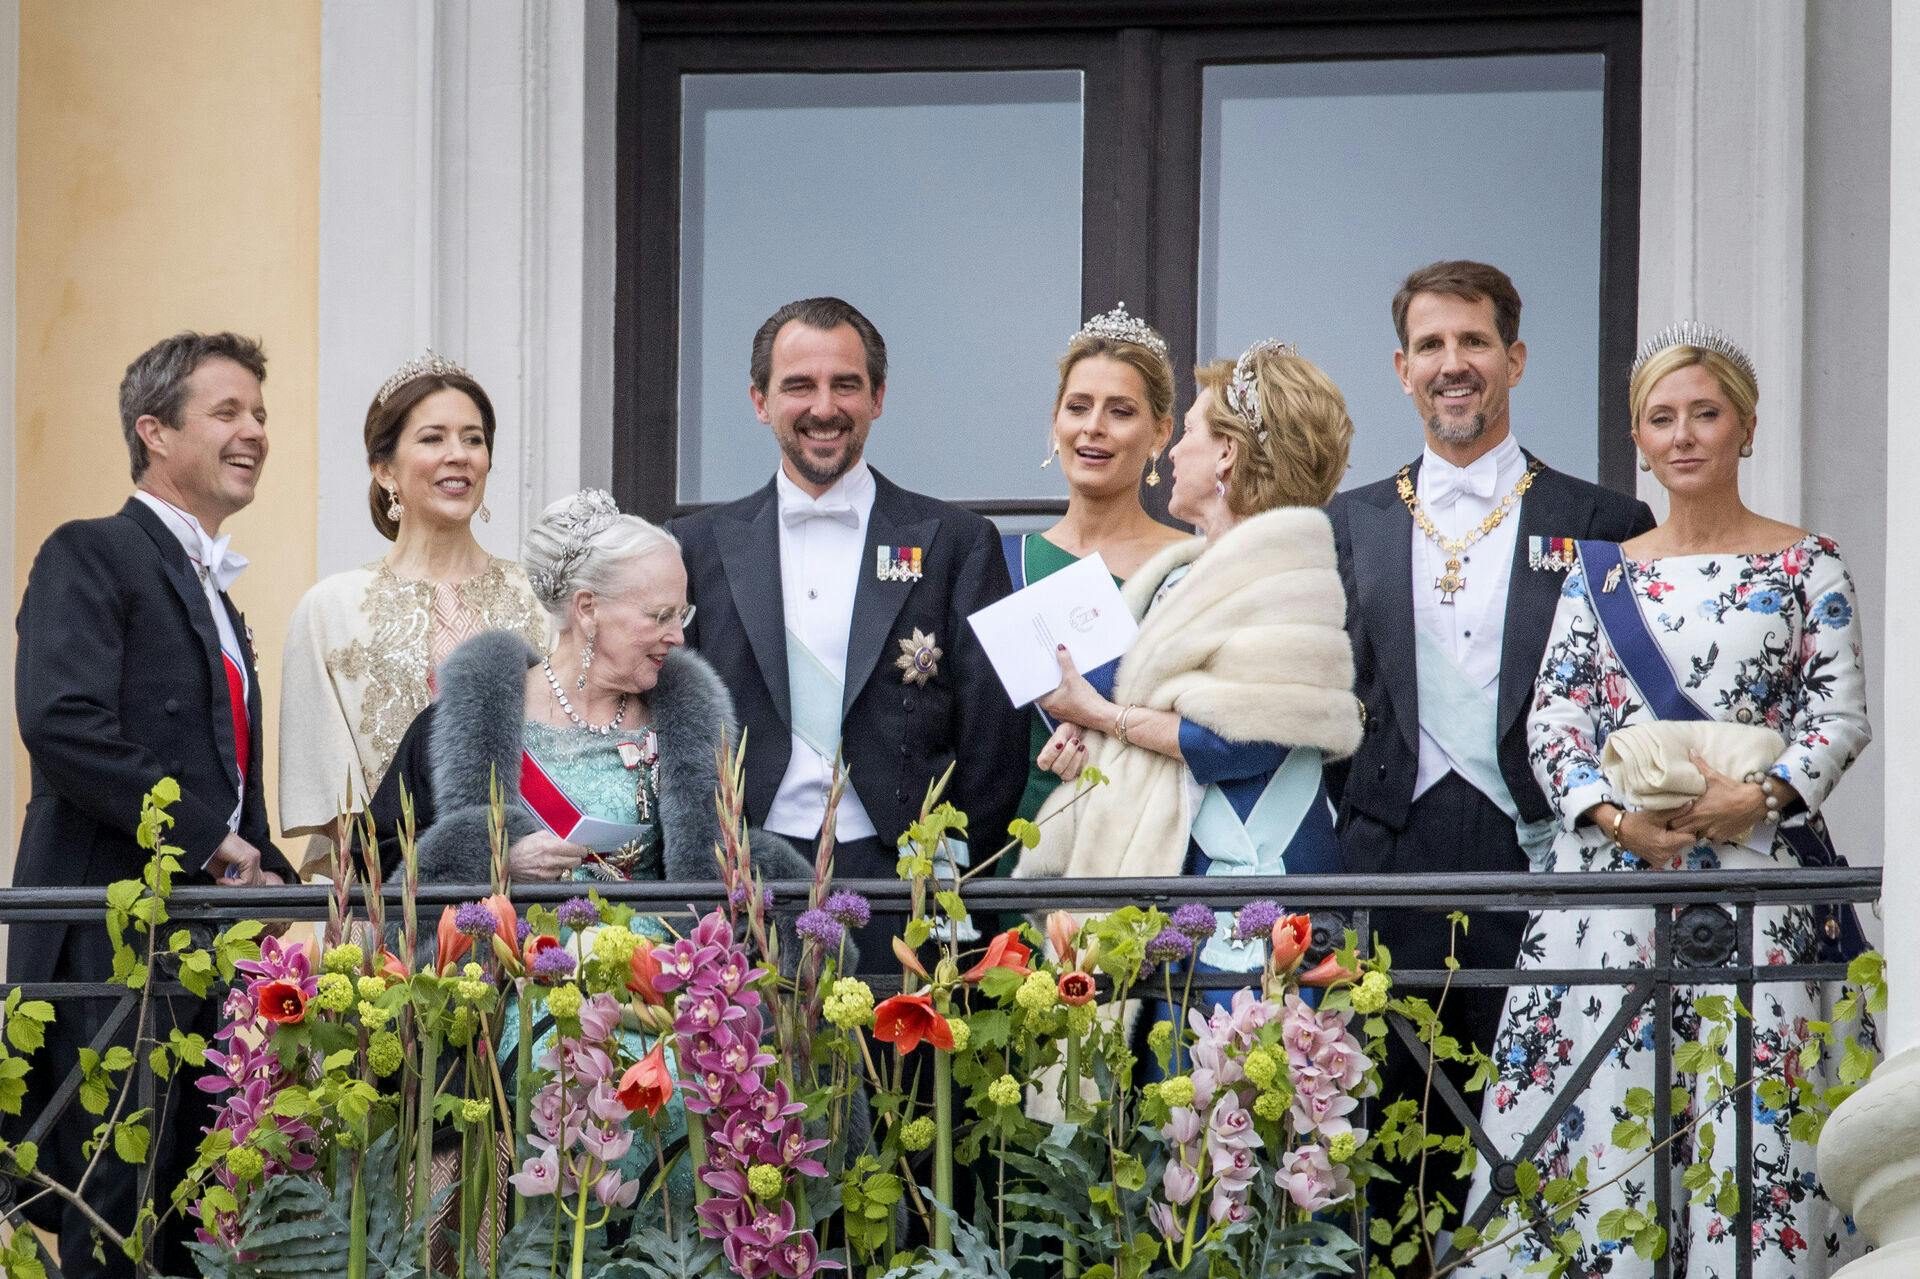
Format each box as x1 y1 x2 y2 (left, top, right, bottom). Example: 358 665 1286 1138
375 349 471 407
1073 302 1169 361
526 488 621 605
1632 321 1755 385
1225 338 1299 440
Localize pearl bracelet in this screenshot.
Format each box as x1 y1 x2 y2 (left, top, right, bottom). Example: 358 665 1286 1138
1742 771 1784 822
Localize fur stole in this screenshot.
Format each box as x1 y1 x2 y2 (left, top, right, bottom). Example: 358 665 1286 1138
1015 506 1360 883
415 631 813 892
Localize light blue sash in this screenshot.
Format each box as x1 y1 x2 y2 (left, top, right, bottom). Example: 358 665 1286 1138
1191 746 1324 971
1414 629 1557 869
785 627 844 760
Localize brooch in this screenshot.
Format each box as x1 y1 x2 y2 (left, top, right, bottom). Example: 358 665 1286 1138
876 545 924 583
1528 536 1578 571
1602 564 1625 594
895 628 942 686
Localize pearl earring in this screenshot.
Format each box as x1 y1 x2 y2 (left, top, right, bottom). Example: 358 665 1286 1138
1638 457 1651 472
1739 438 1754 458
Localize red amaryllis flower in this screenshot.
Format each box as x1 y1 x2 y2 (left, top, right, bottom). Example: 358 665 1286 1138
525 933 563 966
479 893 519 950
378 949 410 981
872 992 954 1054
1298 954 1363 987
435 906 474 975
892 935 930 980
1270 914 1311 974
962 928 1033 982
256 981 307 1025
1056 970 1096 1007
616 1043 674 1116
626 938 664 1005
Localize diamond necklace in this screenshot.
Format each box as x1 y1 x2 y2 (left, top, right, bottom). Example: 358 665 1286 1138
541 656 629 735
1395 460 1542 603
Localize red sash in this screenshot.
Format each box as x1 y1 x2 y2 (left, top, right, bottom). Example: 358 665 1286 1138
223 653 250 781
519 749 586 839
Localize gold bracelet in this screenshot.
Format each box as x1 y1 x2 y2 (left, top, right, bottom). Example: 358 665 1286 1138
1610 807 1627 844
1112 704 1138 747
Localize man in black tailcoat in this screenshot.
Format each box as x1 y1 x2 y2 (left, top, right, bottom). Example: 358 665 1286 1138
1327 262 1654 1224
9 332 297 1275
670 297 1026 965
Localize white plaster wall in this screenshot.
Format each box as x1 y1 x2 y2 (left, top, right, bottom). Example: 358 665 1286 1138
0 0 17 955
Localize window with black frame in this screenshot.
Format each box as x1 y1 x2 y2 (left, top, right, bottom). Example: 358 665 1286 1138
615 2 1640 524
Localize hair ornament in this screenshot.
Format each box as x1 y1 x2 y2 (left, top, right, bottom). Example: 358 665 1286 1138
527 488 621 605
375 349 472 407
1632 321 1755 386
1073 302 1169 361
1225 338 1299 442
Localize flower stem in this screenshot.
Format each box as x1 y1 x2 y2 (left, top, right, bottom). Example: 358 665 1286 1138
415 1029 442 1276
514 983 533 1225
686 1110 709 1205
933 1048 954 1252
569 1174 592 1279
1063 1032 1081 1278
348 1151 368 1279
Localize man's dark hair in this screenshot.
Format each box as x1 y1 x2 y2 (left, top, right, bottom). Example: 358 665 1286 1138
750 297 887 394
1391 260 1523 350
120 331 268 481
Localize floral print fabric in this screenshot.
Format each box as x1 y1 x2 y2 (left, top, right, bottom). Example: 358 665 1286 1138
1457 535 1872 1278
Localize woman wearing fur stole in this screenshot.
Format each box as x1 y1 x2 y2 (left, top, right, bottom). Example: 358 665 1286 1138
1014 341 1363 977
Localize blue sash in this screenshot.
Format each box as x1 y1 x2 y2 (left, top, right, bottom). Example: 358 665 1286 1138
1190 747 1324 971
1575 540 1865 960
784 627 844 760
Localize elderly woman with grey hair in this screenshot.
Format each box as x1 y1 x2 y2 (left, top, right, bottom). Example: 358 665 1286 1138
360 488 810 894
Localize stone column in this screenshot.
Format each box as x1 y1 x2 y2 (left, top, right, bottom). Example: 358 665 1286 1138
1816 3 1920 1272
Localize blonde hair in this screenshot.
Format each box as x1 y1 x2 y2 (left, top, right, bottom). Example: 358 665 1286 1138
1054 333 1175 424
1194 349 1353 513
1629 344 1758 430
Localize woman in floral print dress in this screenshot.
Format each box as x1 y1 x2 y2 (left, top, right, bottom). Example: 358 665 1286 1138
1457 325 1873 1278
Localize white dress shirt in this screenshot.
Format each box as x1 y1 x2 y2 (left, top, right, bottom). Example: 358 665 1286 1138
134 489 249 830
1410 433 1527 801
764 462 880 842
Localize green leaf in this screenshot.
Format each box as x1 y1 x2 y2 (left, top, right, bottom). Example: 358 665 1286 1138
1007 818 1041 850
10 1140 37 1176
1513 1159 1539 1199
935 891 968 923
102 1045 134 1072
1624 1087 1654 1118
1611 1119 1650 1150
1841 1038 1876 1085
1113 1151 1146 1192
113 1121 150 1165
905 917 932 949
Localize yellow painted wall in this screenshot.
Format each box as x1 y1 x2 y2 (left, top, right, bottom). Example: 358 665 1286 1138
12 0 321 870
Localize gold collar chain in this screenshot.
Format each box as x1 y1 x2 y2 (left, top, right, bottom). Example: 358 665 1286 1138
1394 460 1542 603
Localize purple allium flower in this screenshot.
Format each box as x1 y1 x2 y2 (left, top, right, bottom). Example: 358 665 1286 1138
823 890 872 929
531 946 576 981
1145 927 1194 964
454 901 498 937
1169 902 1218 941
516 918 532 943
556 896 600 930
794 909 843 948
1232 900 1281 942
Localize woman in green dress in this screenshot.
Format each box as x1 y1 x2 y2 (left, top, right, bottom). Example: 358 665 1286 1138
1003 305 1192 844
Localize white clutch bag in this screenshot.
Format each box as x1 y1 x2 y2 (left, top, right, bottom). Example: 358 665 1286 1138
1599 721 1784 810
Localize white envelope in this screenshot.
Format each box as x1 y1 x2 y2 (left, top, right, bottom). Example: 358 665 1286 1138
967 553 1139 707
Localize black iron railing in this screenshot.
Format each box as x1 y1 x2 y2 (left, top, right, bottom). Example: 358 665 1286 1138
0 866 1883 1279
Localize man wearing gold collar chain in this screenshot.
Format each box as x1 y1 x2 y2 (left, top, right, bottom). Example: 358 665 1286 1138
1326 260 1653 1228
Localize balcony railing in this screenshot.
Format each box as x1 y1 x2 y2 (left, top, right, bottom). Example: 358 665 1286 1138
0 865 1883 1279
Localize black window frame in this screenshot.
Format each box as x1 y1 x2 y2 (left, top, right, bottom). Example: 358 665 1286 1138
615 0 1642 523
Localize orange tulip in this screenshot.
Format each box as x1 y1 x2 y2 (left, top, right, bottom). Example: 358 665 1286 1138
1045 911 1079 968
435 905 473 975
1298 954 1363 988
627 938 664 1005
871 992 955 1054
1270 914 1311 974
961 929 1033 983
616 1044 675 1116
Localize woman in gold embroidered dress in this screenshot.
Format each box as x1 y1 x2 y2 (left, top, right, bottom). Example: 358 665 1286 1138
278 354 546 873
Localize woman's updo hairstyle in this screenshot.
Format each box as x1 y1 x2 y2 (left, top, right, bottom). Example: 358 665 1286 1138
1054 303 1175 424
1194 341 1353 515
1628 322 1759 431
523 489 680 625
364 352 497 541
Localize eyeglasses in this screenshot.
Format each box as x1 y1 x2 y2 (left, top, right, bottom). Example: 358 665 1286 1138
640 602 696 628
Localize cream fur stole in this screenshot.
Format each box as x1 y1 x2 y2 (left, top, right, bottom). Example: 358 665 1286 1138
1014 505 1360 883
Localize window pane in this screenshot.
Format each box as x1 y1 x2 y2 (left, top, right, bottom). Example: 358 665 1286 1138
1198 55 1606 486
679 70 1085 504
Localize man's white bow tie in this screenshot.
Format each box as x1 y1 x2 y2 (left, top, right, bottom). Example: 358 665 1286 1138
782 500 860 529
194 532 249 593
1424 458 1500 508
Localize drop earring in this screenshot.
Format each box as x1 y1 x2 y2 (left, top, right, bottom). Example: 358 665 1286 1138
1145 453 1162 487
577 632 594 690
478 502 492 523
385 486 403 520
1214 476 1228 498
1040 441 1059 469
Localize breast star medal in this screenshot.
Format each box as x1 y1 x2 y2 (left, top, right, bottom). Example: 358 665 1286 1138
895 628 941 686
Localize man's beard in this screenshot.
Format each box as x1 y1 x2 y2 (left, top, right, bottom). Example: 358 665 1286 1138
1426 410 1487 445
781 412 861 488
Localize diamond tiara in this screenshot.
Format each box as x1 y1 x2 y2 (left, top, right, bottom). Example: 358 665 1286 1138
375 349 472 407
1632 321 1756 385
1073 302 1169 361
527 489 621 605
1225 338 1299 438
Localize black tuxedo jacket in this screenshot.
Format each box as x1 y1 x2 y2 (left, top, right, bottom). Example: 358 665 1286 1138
669 470 1026 856
1327 456 1654 866
10 497 292 985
